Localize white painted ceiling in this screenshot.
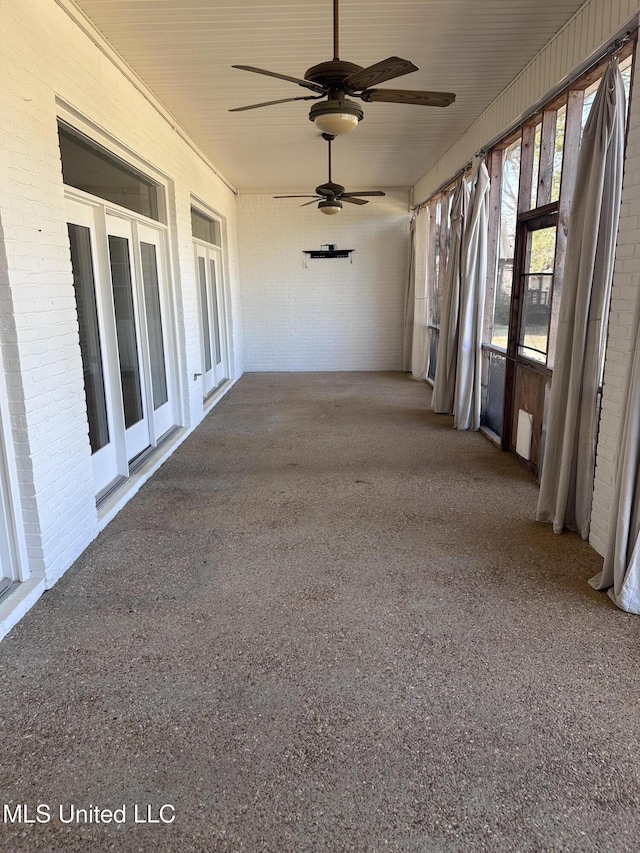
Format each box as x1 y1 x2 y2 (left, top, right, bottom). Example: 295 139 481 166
73 0 588 192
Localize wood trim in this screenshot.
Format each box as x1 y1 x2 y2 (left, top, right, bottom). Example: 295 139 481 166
518 201 559 223
536 110 557 207
482 343 508 357
518 125 536 214
484 149 503 346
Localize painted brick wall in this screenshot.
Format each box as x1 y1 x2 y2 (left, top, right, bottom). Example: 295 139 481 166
237 190 410 371
590 35 640 556
0 0 242 588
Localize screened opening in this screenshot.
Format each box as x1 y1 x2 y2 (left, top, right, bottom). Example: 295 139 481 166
58 124 160 221
519 225 557 363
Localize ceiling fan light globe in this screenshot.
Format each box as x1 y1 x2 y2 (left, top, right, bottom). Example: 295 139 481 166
309 99 363 136
319 199 342 215
313 112 359 135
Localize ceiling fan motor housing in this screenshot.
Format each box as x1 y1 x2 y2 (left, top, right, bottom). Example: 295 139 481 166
316 181 345 197
304 60 363 90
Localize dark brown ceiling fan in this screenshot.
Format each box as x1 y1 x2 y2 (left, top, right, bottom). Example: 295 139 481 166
274 134 385 215
230 0 455 135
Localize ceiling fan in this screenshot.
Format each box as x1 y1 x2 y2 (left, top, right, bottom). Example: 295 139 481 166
230 0 455 135
274 133 385 215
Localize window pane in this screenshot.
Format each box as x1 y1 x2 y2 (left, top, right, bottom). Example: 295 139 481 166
519 226 556 363
492 139 520 348
581 77 600 130
191 209 221 246
140 242 168 409
427 329 438 382
621 55 633 115
59 126 159 221
198 257 212 372
551 105 566 204
482 351 506 437
108 236 144 428
209 259 222 366
68 224 109 453
530 122 542 209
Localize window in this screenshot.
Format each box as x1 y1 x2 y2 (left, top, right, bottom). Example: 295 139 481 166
191 208 221 246
59 125 160 221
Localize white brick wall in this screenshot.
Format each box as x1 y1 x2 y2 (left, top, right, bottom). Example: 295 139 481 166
590 34 640 555
237 190 410 371
0 0 243 594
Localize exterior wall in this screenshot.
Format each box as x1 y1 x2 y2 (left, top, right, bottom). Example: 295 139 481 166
411 0 640 557
237 190 409 371
590 35 640 554
413 0 640 204
0 0 243 614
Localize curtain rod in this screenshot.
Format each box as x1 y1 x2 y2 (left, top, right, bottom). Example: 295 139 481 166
411 21 637 212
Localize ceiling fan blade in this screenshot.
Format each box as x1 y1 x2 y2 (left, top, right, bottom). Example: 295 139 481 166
230 95 323 113
300 199 321 207
361 88 456 107
341 191 386 198
341 197 369 205
232 65 326 94
274 195 320 199
343 57 418 91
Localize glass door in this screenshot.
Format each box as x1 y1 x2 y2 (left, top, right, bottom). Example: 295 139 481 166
137 223 175 441
0 436 18 595
66 199 120 494
195 243 228 396
106 215 151 462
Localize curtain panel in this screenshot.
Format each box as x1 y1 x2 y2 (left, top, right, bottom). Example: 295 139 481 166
589 297 640 614
454 157 490 430
536 60 626 537
403 215 417 372
433 179 469 414
409 206 431 380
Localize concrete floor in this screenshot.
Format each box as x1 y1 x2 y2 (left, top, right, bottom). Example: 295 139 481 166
1 372 639 852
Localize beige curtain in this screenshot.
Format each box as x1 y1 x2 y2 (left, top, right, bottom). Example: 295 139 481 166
433 179 469 414
536 61 626 537
589 298 640 614
403 216 416 372
409 206 431 379
454 157 490 430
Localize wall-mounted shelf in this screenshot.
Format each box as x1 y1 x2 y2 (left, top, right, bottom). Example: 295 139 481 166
302 244 354 267
304 249 354 259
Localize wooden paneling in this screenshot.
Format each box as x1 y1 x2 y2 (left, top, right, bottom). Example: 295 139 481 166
511 363 550 475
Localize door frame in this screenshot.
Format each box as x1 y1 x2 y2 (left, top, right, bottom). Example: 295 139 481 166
66 189 179 497
194 240 230 398
502 203 558 474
